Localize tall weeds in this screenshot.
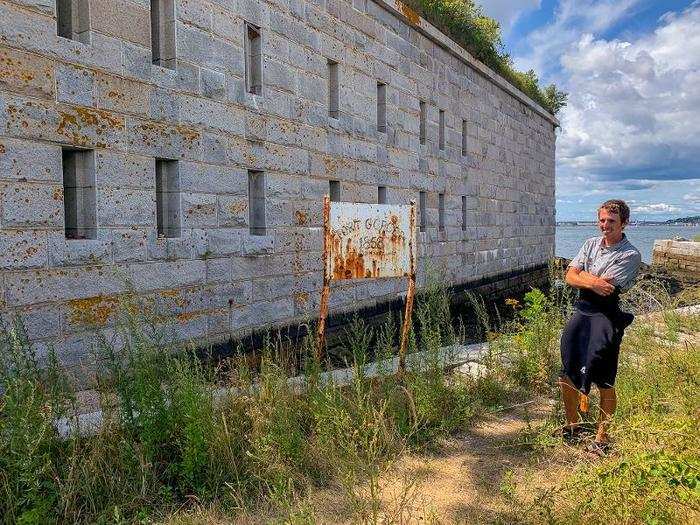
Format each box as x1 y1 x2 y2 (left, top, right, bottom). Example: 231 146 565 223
0 278 494 523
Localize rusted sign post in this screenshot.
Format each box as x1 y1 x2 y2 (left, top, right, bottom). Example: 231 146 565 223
316 196 417 375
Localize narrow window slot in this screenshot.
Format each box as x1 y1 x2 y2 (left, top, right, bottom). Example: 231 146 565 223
63 148 96 239
462 119 467 156
328 60 339 118
419 191 427 232
438 193 445 231
419 100 426 145
377 82 387 132
150 0 176 68
248 170 266 235
439 109 445 150
329 180 341 202
245 23 263 95
461 195 467 231
378 186 387 204
155 159 181 238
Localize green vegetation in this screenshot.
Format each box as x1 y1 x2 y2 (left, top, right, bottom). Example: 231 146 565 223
524 308 700 524
0 281 503 523
402 0 568 115
1 272 697 523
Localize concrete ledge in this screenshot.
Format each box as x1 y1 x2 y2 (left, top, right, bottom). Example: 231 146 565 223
55 341 489 438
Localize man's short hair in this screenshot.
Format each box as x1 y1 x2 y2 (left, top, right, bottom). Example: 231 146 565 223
598 199 630 224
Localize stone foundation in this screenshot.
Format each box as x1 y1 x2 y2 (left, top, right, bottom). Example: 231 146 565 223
652 240 700 282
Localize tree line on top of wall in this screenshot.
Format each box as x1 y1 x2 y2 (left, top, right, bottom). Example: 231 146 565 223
403 0 568 115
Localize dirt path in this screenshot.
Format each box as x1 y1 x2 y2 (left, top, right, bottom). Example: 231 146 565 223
376 401 566 524
301 399 581 524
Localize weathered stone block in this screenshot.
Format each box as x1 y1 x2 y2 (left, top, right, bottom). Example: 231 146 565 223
3 265 124 306
207 228 245 256
1 181 63 227
2 303 61 339
242 233 275 256
94 72 151 115
89 0 151 48
48 234 113 267
111 227 148 263
95 150 154 189
180 192 218 228
56 63 94 105
201 68 226 99
126 117 201 159
217 195 248 228
97 187 154 227
127 260 206 291
0 45 54 99
0 137 62 182
0 229 48 269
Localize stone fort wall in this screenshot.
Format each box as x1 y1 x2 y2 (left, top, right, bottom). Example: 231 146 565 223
652 240 700 282
0 0 557 371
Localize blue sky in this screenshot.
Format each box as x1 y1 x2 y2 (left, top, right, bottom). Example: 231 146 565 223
478 0 700 222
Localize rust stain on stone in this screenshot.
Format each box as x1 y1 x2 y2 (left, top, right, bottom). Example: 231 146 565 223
176 311 202 324
56 107 124 146
293 291 309 306
52 187 63 201
228 201 247 214
396 0 421 26
295 210 308 225
68 295 118 327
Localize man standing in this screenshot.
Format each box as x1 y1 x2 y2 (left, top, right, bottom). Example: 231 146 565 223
559 199 642 454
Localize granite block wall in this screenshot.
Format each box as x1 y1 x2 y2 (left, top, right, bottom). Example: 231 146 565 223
0 0 557 372
652 240 700 282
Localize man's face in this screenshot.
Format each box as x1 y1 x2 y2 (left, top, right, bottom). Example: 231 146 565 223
598 208 625 241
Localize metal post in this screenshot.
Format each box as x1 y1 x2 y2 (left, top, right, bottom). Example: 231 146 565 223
316 195 331 361
398 201 417 375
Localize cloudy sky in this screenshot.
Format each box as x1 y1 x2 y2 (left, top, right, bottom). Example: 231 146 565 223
478 0 700 221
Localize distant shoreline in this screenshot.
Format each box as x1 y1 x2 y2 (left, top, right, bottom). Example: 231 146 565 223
557 222 700 227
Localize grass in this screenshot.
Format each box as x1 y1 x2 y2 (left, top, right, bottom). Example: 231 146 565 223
0 280 504 524
521 309 700 524
1 272 698 524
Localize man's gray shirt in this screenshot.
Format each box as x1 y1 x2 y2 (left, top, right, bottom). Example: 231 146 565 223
569 234 642 291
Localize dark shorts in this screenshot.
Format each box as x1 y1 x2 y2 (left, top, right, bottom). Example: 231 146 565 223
560 307 633 395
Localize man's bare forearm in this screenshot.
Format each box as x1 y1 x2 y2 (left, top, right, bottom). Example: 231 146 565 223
566 269 604 291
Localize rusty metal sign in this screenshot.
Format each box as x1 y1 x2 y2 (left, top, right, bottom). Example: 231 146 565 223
326 202 416 280
316 196 417 375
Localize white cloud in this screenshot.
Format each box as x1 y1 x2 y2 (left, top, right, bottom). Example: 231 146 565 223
556 3 700 186
631 203 681 214
536 1 700 221
477 0 541 33
514 0 643 74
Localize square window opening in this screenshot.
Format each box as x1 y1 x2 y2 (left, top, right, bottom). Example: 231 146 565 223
378 185 387 204
56 0 91 44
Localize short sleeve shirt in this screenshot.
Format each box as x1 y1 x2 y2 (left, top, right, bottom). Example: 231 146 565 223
569 234 642 291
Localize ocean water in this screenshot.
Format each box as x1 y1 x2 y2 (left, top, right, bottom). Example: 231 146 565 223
556 225 700 263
